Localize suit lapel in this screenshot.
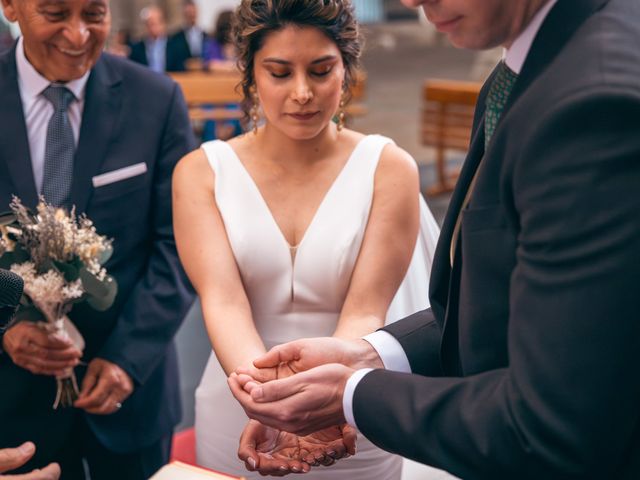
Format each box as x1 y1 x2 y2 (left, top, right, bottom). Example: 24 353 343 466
70 55 123 214
0 44 39 208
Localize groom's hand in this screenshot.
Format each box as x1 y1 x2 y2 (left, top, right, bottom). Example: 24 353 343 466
229 363 355 436
75 358 133 415
236 337 382 383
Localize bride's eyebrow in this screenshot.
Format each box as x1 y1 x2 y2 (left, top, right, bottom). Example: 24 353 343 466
262 55 338 65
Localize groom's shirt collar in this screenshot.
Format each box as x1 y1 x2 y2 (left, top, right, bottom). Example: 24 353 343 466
504 0 557 74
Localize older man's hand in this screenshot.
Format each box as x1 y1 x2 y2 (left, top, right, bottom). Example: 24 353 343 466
1 322 81 377
0 442 61 479
74 358 133 415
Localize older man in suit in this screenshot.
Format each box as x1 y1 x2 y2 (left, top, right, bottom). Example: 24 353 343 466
229 0 640 478
0 0 195 478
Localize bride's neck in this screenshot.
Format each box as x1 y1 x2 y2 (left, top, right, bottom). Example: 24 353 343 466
256 123 339 167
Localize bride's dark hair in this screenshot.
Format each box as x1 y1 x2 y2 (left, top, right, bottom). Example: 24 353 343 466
233 0 362 117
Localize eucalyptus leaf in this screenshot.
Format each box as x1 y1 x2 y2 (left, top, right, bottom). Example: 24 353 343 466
86 276 118 312
12 245 30 264
99 245 113 265
0 252 16 270
53 259 81 282
0 212 17 226
79 266 109 299
14 304 46 323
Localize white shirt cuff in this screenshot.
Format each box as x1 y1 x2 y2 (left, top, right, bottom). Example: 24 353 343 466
363 331 411 373
343 368 373 429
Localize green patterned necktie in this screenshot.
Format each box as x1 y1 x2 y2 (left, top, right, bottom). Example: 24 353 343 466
449 61 518 265
484 61 518 150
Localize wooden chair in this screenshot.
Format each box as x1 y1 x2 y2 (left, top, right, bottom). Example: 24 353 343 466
169 71 244 122
422 79 482 195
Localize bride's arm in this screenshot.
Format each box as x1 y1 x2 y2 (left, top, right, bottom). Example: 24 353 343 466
173 150 267 374
333 143 421 339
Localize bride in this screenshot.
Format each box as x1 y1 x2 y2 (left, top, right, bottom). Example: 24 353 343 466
172 0 440 478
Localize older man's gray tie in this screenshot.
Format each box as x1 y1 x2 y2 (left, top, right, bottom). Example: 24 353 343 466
42 85 76 207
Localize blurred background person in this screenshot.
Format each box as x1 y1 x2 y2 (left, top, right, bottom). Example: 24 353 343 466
105 28 132 57
129 5 169 73
169 0 206 72
200 9 241 142
203 9 236 72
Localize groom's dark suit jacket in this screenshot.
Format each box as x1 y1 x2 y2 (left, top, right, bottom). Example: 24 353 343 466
0 46 195 468
354 0 640 478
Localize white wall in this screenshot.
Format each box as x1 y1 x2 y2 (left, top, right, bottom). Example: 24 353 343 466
195 0 240 32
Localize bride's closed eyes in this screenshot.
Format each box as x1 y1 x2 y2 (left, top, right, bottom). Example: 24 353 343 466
262 56 338 79
268 66 334 79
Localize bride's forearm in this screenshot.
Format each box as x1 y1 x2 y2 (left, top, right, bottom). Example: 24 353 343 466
332 313 384 340
202 305 267 376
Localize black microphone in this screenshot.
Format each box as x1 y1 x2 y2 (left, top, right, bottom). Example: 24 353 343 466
0 268 24 328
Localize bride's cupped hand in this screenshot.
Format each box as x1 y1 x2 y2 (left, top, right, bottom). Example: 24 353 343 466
238 420 356 476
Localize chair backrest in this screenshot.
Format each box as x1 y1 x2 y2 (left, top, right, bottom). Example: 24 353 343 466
421 79 482 195
169 71 243 105
422 79 481 150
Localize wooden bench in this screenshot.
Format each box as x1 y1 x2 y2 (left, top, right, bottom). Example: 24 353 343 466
422 79 482 195
169 71 244 122
169 70 368 126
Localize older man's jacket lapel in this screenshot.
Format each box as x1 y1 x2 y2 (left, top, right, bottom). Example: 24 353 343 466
0 45 38 208
69 55 123 214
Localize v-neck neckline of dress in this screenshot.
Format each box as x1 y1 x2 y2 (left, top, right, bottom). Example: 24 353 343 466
221 136 369 259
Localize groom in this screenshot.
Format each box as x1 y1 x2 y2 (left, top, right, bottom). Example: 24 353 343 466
230 0 640 478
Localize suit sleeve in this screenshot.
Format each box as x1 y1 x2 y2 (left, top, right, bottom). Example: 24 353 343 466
353 89 640 479
381 308 443 376
97 83 196 385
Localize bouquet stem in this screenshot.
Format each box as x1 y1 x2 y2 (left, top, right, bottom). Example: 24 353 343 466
53 374 80 409
46 316 85 410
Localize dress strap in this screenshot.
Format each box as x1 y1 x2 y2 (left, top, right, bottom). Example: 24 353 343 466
341 134 395 186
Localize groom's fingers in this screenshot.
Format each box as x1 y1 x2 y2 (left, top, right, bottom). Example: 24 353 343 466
249 374 307 404
253 342 301 369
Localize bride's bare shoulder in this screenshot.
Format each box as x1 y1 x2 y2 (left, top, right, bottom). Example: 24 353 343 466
173 146 214 188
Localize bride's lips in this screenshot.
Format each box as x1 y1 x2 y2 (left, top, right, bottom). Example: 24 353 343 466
288 112 319 121
432 16 463 33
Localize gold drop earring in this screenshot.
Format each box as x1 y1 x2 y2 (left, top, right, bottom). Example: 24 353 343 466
250 85 260 135
337 91 346 132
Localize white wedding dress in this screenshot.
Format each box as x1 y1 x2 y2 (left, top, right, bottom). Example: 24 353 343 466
194 135 441 479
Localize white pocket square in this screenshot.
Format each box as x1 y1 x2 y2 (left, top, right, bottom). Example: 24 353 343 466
92 163 148 188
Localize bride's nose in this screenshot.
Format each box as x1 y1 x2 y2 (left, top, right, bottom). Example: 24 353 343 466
290 76 313 104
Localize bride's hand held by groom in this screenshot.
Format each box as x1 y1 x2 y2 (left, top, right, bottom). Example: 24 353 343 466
237 420 357 476
228 336 384 436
